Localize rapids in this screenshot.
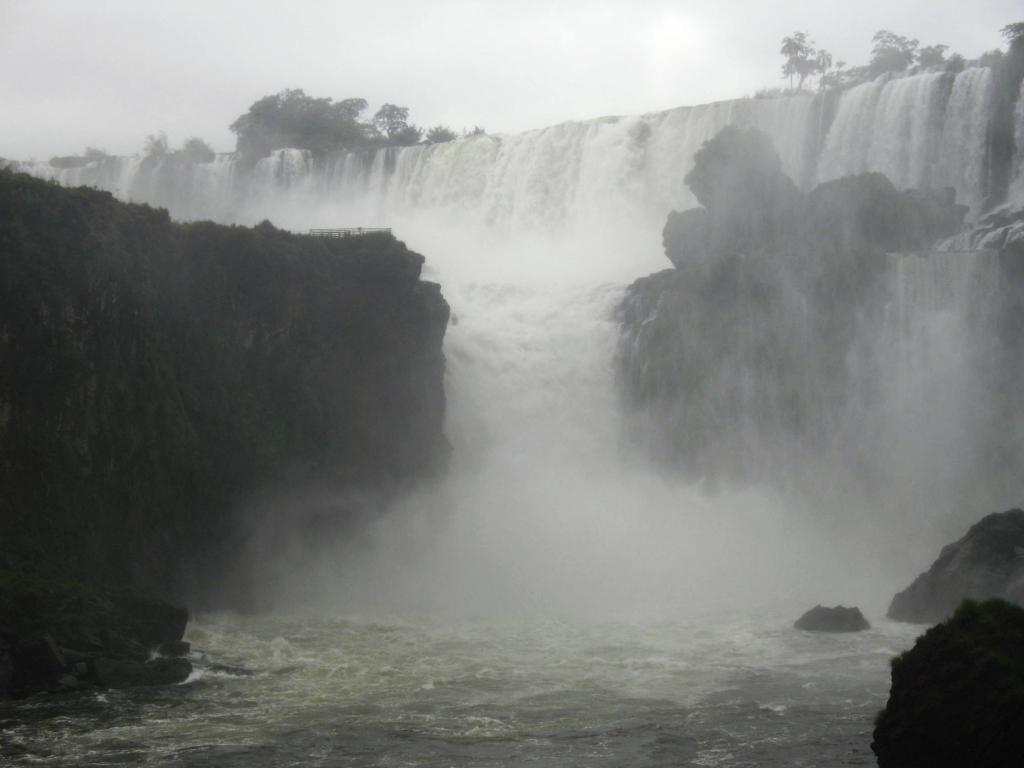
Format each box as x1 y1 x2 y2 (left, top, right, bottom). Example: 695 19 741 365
0 612 920 766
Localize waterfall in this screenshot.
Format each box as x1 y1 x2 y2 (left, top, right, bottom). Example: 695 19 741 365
937 67 994 214
875 249 1011 532
11 93 820 245
1011 78 1024 207
11 66 1007 236
817 68 996 215
7 67 1021 608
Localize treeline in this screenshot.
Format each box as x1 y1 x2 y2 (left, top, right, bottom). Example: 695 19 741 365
50 134 218 168
228 89 484 160
52 89 487 165
772 21 1024 94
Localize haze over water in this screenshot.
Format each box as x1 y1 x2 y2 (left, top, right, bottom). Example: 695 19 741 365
4 5 1024 764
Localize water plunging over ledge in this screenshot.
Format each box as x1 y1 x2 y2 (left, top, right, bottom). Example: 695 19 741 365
3 66 1023 767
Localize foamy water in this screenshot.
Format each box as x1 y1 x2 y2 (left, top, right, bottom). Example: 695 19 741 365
0 610 920 766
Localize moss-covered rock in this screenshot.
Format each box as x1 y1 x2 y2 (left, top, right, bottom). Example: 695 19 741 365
872 599 1024 768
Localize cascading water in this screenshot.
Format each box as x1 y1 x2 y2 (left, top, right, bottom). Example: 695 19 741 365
316 277 892 620
876 249 1011 539
1011 78 1024 206
816 67 996 215
6 64 1023 768
9 65 1017 587
14 64 1014 237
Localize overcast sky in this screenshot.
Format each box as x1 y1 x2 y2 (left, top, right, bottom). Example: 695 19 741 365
1 0 1019 159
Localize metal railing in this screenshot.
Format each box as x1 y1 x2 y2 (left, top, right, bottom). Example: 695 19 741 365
887 249 998 257
309 227 392 238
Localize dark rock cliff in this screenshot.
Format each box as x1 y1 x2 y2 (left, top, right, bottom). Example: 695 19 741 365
0 170 450 634
888 509 1024 624
610 124 1019 487
617 129 967 486
872 598 1024 768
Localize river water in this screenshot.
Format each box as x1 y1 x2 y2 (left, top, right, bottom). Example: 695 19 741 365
1 610 918 767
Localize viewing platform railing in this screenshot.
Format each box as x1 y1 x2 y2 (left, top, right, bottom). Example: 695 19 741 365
309 227 392 238
886 249 998 257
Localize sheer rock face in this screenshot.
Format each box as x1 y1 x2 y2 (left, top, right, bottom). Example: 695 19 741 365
872 599 1024 768
794 605 870 632
0 170 450 616
888 509 1024 624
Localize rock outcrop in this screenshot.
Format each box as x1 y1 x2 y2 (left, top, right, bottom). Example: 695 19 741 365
888 509 1024 624
872 599 1024 768
617 127 1010 492
794 605 870 632
0 589 190 699
0 169 451 694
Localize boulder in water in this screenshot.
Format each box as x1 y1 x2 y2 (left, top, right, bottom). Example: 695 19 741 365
872 598 1024 768
794 605 869 632
888 508 1024 624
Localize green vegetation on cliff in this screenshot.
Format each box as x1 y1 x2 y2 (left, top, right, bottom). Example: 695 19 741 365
0 170 450 605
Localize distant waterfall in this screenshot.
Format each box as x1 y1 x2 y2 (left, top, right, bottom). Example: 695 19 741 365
12 65 1013 245
9 94 821 237
1011 78 1024 206
817 68 995 214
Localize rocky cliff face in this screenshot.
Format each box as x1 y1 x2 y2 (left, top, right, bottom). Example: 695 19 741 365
888 509 1024 624
0 170 450 612
616 129 970 488
872 598 1024 768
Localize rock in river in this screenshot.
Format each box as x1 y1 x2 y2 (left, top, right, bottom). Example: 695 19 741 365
794 605 870 632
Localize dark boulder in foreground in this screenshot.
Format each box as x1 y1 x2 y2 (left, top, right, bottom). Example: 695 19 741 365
872 599 1024 768
0 573 192 699
888 509 1024 624
794 605 870 632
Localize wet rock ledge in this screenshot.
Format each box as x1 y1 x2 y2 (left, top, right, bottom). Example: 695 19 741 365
0 576 190 699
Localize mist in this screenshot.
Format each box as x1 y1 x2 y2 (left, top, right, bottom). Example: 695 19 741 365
23 69 1013 624
5 6 1024 764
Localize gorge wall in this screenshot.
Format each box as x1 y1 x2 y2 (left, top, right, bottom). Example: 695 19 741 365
0 170 450 607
